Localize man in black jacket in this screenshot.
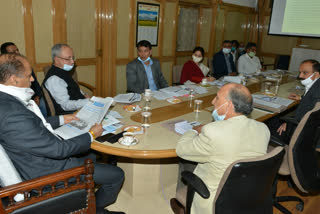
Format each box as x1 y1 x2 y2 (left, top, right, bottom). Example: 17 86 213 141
0 42 47 116
268 59 320 143
212 40 237 80
0 53 124 214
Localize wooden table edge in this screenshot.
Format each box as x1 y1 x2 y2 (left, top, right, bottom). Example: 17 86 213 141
91 141 177 159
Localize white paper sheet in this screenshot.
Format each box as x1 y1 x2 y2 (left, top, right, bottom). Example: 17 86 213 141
54 97 113 139
113 93 141 103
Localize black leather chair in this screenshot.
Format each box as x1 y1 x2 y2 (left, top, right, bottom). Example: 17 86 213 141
263 55 290 70
171 147 285 214
271 102 320 214
0 159 95 214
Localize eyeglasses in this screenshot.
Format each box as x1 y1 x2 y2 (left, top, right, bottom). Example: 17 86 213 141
57 56 75 61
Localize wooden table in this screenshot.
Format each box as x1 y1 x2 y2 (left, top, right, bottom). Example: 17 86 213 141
92 77 300 214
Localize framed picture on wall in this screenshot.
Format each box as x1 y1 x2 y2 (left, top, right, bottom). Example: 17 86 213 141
136 2 160 46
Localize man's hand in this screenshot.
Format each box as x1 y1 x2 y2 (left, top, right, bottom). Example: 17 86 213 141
193 125 203 134
277 123 287 136
63 114 79 124
84 94 91 99
205 77 216 82
33 96 40 106
229 72 237 76
89 123 103 138
288 93 301 101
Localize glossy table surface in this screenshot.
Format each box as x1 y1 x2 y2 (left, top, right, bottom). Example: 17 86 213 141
91 76 300 159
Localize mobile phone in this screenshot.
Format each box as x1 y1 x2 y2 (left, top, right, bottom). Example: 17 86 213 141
95 133 115 143
106 131 126 143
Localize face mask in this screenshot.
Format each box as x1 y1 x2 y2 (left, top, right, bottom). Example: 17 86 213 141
301 73 315 87
63 64 74 71
138 57 151 63
239 47 245 52
231 47 236 52
212 102 228 121
248 52 256 57
222 48 231 54
192 55 203 63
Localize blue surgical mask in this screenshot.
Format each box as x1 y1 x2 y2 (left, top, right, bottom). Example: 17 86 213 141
63 64 74 71
138 57 151 63
231 47 236 52
212 102 228 121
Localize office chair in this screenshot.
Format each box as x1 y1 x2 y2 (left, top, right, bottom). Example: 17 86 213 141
0 159 95 214
171 147 285 214
263 55 290 70
271 102 320 214
172 64 183 85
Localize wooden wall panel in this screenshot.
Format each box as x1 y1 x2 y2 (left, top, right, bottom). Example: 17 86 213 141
66 0 96 58
199 7 212 52
32 0 53 64
162 2 176 56
214 8 224 53
161 61 173 86
117 0 130 58
116 65 127 94
300 38 320 50
224 11 246 42
52 0 67 44
0 0 26 55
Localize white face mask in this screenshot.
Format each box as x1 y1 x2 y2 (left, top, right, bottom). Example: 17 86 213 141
301 73 314 87
192 55 203 63
0 84 34 103
222 48 231 54
63 64 74 71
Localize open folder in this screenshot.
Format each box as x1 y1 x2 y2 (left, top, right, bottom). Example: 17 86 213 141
252 95 293 113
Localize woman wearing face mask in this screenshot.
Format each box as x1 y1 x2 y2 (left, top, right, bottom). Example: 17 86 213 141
180 47 215 84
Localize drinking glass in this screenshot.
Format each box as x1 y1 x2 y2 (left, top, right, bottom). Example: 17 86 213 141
141 112 152 128
194 100 203 113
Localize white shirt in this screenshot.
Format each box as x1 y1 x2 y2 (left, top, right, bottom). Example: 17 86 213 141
237 53 262 74
45 76 89 111
199 63 210 77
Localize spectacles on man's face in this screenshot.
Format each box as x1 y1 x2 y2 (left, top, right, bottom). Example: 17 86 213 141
57 56 75 61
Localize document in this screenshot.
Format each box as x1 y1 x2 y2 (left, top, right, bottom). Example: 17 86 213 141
152 90 173 100
252 95 289 113
223 76 243 84
160 86 189 97
113 93 141 103
174 121 201 135
55 97 113 139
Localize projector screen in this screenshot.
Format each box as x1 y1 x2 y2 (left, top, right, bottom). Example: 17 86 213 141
268 0 320 37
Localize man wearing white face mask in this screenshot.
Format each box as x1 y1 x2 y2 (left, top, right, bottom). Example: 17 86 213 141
237 42 262 75
212 40 237 80
173 83 269 214
43 43 89 115
273 59 320 141
126 40 168 93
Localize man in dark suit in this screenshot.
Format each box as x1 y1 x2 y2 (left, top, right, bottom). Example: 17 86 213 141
0 53 125 214
212 40 237 80
269 59 320 143
126 40 168 93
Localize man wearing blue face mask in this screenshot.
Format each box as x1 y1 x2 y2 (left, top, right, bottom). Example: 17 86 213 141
173 83 270 214
212 40 237 80
43 43 89 115
126 40 168 93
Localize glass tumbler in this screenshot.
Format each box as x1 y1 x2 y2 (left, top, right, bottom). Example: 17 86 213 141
194 100 203 113
141 111 152 128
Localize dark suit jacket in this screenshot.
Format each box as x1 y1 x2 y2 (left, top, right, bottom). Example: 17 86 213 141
295 78 320 122
0 92 91 180
126 58 168 93
212 50 236 80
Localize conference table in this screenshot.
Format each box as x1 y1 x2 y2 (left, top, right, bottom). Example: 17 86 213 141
91 74 301 214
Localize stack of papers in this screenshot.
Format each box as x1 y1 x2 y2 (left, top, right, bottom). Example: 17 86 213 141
160 86 189 97
102 115 123 135
152 90 173 100
180 85 208 94
174 121 201 135
223 76 243 84
252 95 293 113
113 93 141 103
208 80 226 87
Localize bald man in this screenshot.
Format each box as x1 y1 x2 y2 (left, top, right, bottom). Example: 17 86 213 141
173 83 270 214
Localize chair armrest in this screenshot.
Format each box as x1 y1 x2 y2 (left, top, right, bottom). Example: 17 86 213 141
279 116 299 126
78 81 96 95
269 135 286 147
181 171 210 199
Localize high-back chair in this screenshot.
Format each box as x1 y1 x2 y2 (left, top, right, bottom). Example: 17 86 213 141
172 64 183 85
272 102 320 213
0 159 95 214
171 147 285 214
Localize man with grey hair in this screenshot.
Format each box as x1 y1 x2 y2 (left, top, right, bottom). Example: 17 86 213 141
171 83 270 214
42 43 89 115
0 53 125 214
